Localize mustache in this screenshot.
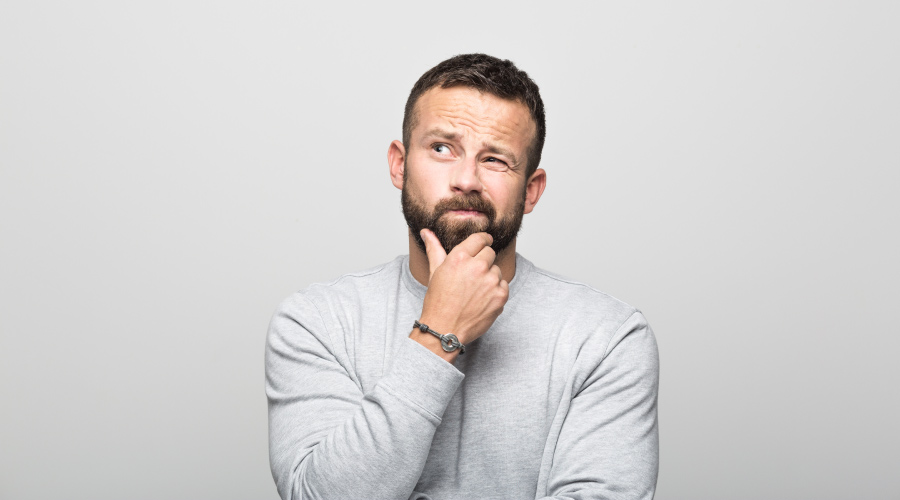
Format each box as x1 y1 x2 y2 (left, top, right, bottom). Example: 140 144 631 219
433 195 497 219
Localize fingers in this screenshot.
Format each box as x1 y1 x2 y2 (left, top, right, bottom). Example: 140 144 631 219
420 229 447 279
453 232 494 257
423 230 496 283
475 245 497 267
490 264 503 282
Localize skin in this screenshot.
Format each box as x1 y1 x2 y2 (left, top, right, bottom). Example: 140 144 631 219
387 86 547 362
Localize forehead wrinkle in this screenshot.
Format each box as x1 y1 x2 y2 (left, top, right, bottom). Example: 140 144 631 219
439 100 523 133
437 112 523 146
423 112 520 145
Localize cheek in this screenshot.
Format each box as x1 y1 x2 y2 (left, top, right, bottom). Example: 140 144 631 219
409 163 453 197
483 177 524 210
404 170 443 206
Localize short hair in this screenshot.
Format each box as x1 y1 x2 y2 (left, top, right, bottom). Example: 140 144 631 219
402 53 546 178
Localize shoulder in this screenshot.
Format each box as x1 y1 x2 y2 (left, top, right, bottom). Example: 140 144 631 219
513 256 655 361
522 259 640 327
269 256 405 334
280 256 405 310
517 258 657 379
267 257 407 354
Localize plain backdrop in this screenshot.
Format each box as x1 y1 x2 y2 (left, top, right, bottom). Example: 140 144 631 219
1 2 898 499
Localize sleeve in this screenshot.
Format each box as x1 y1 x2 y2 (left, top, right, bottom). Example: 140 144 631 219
266 294 465 500
541 311 660 500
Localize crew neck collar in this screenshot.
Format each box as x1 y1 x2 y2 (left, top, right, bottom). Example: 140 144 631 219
401 252 534 301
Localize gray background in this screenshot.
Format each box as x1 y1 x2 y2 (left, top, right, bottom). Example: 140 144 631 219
1 1 898 499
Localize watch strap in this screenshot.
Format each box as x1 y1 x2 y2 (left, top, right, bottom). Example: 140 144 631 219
413 320 466 354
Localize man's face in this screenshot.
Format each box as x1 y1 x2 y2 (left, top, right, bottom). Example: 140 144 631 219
399 86 536 254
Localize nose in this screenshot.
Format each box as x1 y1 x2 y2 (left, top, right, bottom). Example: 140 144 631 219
450 156 483 194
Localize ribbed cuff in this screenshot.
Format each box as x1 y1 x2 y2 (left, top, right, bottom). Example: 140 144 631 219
378 338 465 421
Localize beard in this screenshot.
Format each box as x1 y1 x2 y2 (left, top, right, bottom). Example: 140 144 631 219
401 183 525 255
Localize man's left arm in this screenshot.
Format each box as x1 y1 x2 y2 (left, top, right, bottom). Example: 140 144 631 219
540 311 660 500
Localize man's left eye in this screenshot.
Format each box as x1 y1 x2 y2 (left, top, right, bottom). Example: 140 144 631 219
485 157 507 165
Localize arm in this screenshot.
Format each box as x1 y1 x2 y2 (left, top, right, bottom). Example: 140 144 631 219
541 311 660 500
266 294 464 500
267 231 506 499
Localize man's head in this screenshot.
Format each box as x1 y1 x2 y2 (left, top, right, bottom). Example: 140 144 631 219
389 54 547 255
402 54 546 179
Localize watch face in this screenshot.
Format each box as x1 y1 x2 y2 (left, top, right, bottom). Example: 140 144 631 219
440 333 460 352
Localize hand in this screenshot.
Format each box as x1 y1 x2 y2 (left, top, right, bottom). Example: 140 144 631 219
417 228 509 346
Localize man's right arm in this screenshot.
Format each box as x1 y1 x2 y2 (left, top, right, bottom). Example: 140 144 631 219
266 294 464 500
266 231 507 499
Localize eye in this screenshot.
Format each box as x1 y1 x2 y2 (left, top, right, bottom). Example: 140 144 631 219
481 156 511 172
432 143 451 154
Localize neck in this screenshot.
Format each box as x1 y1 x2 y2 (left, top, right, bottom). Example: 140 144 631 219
408 232 518 287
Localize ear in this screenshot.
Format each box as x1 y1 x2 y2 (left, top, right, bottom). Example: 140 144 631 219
388 140 406 190
523 168 547 214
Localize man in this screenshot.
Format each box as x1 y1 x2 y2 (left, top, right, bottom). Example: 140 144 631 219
266 54 659 500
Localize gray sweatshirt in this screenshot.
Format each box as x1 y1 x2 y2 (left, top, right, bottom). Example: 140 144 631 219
266 254 659 500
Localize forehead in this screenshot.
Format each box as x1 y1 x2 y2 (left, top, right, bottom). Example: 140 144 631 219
411 86 536 147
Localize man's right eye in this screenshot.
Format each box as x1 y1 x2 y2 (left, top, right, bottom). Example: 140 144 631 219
432 144 450 154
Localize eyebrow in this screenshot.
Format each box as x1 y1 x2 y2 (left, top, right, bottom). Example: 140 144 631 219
421 127 521 167
483 143 519 168
421 127 461 142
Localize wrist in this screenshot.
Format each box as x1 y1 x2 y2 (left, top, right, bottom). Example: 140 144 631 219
413 320 466 355
417 313 469 344
410 328 460 363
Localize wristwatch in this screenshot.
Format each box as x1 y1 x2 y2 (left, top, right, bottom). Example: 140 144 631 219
413 320 466 354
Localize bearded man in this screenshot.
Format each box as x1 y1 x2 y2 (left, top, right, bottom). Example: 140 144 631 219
266 54 660 500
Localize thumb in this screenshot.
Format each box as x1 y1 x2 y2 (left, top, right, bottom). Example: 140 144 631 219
420 228 447 280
